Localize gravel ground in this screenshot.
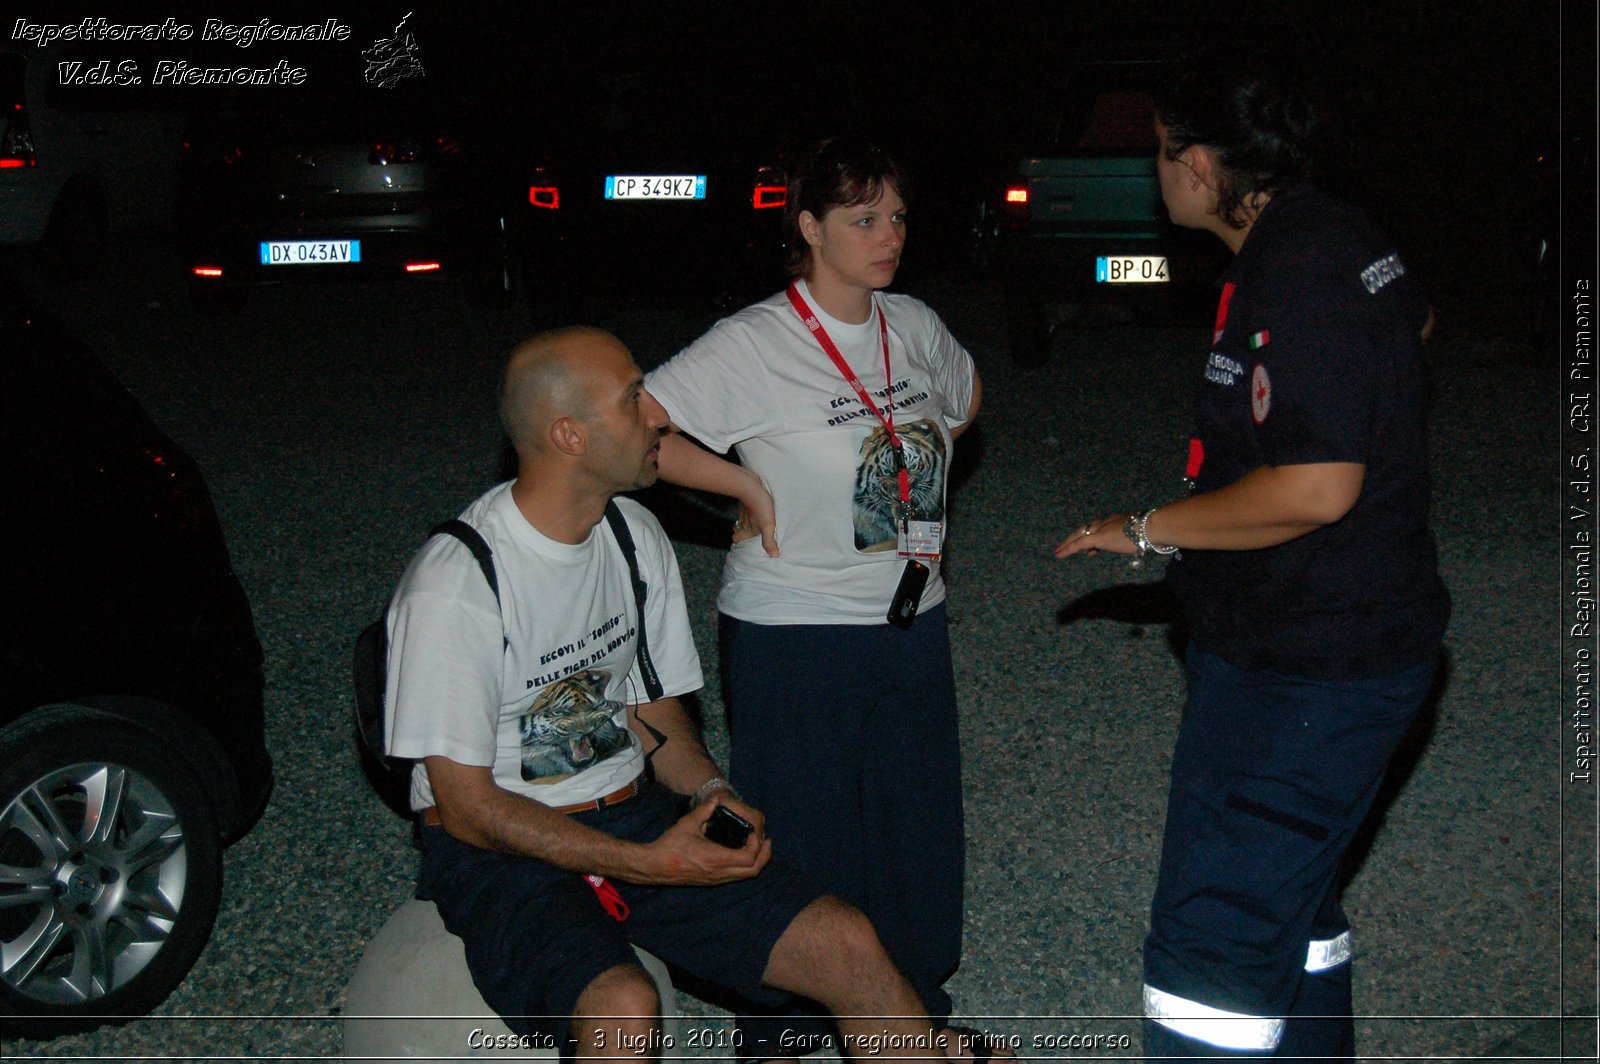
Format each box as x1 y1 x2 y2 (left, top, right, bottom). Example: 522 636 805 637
2 239 1572 1060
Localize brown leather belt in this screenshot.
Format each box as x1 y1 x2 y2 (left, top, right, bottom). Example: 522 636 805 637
419 777 641 827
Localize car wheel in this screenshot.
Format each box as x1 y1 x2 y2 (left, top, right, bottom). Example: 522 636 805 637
1004 287 1054 368
0 707 223 1039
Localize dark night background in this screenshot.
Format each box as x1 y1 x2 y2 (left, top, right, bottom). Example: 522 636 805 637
4 0 1585 325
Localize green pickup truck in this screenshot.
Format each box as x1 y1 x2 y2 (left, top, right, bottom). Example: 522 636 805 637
972 57 1227 366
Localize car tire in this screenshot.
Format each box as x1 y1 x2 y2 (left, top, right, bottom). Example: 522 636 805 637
0 705 223 1040
1004 287 1054 368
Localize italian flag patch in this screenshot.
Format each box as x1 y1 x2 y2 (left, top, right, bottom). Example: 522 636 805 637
1249 330 1271 349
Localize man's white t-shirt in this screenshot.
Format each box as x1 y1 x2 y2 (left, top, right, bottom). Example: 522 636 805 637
645 280 976 624
384 486 703 811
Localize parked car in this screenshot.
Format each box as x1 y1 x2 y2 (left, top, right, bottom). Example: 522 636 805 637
0 46 183 273
971 52 1229 366
176 79 522 311
514 55 798 317
0 297 272 1038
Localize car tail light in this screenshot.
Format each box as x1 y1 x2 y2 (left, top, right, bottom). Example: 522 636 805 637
191 266 225 278
2 101 37 168
999 183 1031 229
404 261 441 273
529 164 559 209
752 165 787 209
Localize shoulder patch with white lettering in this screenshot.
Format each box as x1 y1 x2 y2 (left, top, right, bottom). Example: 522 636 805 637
1359 252 1406 294
1251 364 1272 425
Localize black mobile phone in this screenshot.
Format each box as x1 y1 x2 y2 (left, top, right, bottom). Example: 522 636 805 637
704 803 754 848
887 559 930 630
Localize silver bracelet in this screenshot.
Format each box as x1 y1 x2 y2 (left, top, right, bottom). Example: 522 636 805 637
690 776 738 809
1136 509 1181 557
1123 508 1181 564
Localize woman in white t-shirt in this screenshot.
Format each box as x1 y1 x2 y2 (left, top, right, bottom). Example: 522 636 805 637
645 137 989 1061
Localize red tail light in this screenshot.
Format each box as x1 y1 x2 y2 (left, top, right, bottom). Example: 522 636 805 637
3 101 38 168
191 266 225 278
1005 186 1029 205
529 164 559 209
404 261 441 273
752 165 787 209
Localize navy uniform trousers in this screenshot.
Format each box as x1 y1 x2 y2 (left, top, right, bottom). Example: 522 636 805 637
1142 647 1436 1061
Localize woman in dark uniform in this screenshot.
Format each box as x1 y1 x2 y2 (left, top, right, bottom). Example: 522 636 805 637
1057 47 1449 1061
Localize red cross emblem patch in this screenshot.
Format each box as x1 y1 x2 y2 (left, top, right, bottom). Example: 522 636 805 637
1251 364 1272 424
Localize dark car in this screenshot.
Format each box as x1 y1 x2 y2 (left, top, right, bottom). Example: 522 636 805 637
176 78 520 311
514 56 801 317
0 300 272 1038
971 53 1228 364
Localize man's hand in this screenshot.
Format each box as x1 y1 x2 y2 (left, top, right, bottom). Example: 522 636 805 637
635 799 772 885
709 792 767 841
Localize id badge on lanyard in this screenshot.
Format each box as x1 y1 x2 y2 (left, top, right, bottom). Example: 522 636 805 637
786 283 943 562
894 454 944 561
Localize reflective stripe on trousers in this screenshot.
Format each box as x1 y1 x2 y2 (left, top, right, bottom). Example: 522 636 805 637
1303 930 1352 973
1143 933 1354 1050
1143 985 1285 1051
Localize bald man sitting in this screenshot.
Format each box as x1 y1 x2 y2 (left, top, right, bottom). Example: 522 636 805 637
382 328 956 1061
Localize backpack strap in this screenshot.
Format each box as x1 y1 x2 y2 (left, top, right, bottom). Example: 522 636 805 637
431 509 659 701
603 501 663 701
430 519 507 650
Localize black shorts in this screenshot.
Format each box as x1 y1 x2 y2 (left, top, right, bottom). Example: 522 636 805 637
417 781 824 1048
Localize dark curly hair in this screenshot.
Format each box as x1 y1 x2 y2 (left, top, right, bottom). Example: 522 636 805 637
783 136 910 278
1154 46 1324 229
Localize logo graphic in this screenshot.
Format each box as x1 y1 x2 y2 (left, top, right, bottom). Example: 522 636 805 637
852 419 946 553
363 12 425 88
1251 364 1272 425
518 670 632 783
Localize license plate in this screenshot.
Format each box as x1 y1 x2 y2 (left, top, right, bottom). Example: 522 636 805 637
260 240 361 265
1096 255 1168 283
604 175 706 200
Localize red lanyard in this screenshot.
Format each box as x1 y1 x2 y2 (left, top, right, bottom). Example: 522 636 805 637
785 282 909 504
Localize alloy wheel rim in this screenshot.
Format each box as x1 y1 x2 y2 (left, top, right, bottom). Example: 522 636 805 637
0 762 189 1005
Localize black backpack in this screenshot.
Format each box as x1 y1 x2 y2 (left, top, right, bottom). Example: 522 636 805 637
352 501 663 814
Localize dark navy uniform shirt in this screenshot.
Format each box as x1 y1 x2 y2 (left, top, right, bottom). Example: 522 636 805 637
1166 184 1450 679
